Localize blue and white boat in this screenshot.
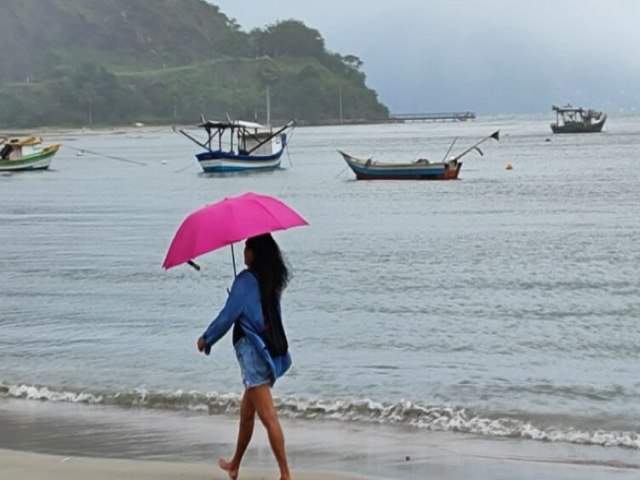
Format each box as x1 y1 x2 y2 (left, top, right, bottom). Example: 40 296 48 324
176 118 294 173
339 151 463 180
339 130 499 181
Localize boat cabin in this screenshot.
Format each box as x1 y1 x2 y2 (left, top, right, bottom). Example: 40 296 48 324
197 120 290 156
0 136 43 160
552 104 603 127
550 104 606 133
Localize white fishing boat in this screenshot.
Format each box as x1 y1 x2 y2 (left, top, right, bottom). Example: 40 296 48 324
175 118 295 173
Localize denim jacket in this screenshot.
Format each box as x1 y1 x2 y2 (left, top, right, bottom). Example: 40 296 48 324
201 269 292 382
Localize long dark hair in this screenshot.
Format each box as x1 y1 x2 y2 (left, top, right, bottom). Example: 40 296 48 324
246 233 290 356
246 233 290 307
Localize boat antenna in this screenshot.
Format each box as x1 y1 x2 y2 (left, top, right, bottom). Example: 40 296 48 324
450 130 500 162
441 137 457 162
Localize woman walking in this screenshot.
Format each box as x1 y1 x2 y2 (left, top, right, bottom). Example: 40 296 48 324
197 233 292 480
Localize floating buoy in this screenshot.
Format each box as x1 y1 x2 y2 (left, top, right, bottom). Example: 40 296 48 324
505 162 513 170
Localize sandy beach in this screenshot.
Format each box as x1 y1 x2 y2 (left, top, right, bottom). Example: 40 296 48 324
0 448 375 480
3 432 640 480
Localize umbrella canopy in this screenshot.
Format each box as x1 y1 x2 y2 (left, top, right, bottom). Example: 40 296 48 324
162 192 308 270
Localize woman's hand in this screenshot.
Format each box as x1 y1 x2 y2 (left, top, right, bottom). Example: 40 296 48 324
197 336 206 353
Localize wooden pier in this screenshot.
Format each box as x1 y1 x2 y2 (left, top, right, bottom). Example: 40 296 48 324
389 111 476 122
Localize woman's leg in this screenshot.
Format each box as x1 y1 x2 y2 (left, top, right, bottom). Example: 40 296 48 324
218 389 256 480
247 384 291 480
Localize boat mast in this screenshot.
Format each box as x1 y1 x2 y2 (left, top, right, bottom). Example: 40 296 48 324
266 85 271 126
339 85 344 124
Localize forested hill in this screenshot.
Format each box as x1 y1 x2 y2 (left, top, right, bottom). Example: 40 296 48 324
0 0 389 127
0 0 248 80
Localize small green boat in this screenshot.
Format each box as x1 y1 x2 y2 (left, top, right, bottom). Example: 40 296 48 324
0 136 60 171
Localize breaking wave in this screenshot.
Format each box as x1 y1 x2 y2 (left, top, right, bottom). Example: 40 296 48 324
2 382 638 450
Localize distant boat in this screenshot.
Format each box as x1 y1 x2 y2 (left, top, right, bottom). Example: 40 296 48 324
0 136 60 171
339 130 499 181
550 104 606 134
174 118 295 173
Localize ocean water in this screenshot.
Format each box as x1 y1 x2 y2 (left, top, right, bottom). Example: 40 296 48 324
1 116 639 467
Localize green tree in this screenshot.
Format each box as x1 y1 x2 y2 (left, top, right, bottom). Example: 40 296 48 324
253 20 325 58
342 54 363 71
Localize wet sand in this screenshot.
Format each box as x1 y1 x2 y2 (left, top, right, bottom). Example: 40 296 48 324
0 449 371 480
1 399 639 480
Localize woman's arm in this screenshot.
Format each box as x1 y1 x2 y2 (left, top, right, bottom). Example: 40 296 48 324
199 273 251 352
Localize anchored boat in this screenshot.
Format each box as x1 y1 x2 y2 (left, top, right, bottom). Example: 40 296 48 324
550 104 606 133
339 130 499 181
0 136 60 171
175 118 295 173
339 151 463 180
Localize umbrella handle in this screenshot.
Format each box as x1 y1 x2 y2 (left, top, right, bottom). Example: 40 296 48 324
230 245 237 277
187 260 201 271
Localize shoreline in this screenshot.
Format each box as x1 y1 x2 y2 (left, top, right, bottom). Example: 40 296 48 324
2 398 639 480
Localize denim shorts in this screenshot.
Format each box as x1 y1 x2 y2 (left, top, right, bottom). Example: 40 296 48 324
235 337 273 388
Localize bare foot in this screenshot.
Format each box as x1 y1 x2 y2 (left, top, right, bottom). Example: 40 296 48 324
218 458 238 480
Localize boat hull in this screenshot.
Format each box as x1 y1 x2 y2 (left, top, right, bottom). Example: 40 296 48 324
0 144 59 172
196 146 284 173
551 115 606 134
340 151 462 180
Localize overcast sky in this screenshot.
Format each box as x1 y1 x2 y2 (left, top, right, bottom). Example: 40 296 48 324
210 0 640 114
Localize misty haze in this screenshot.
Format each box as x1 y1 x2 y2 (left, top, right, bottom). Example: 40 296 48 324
214 0 640 114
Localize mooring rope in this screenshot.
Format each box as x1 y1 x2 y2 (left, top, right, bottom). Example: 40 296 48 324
62 144 147 166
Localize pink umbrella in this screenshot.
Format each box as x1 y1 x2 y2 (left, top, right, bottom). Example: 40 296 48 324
162 192 308 271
